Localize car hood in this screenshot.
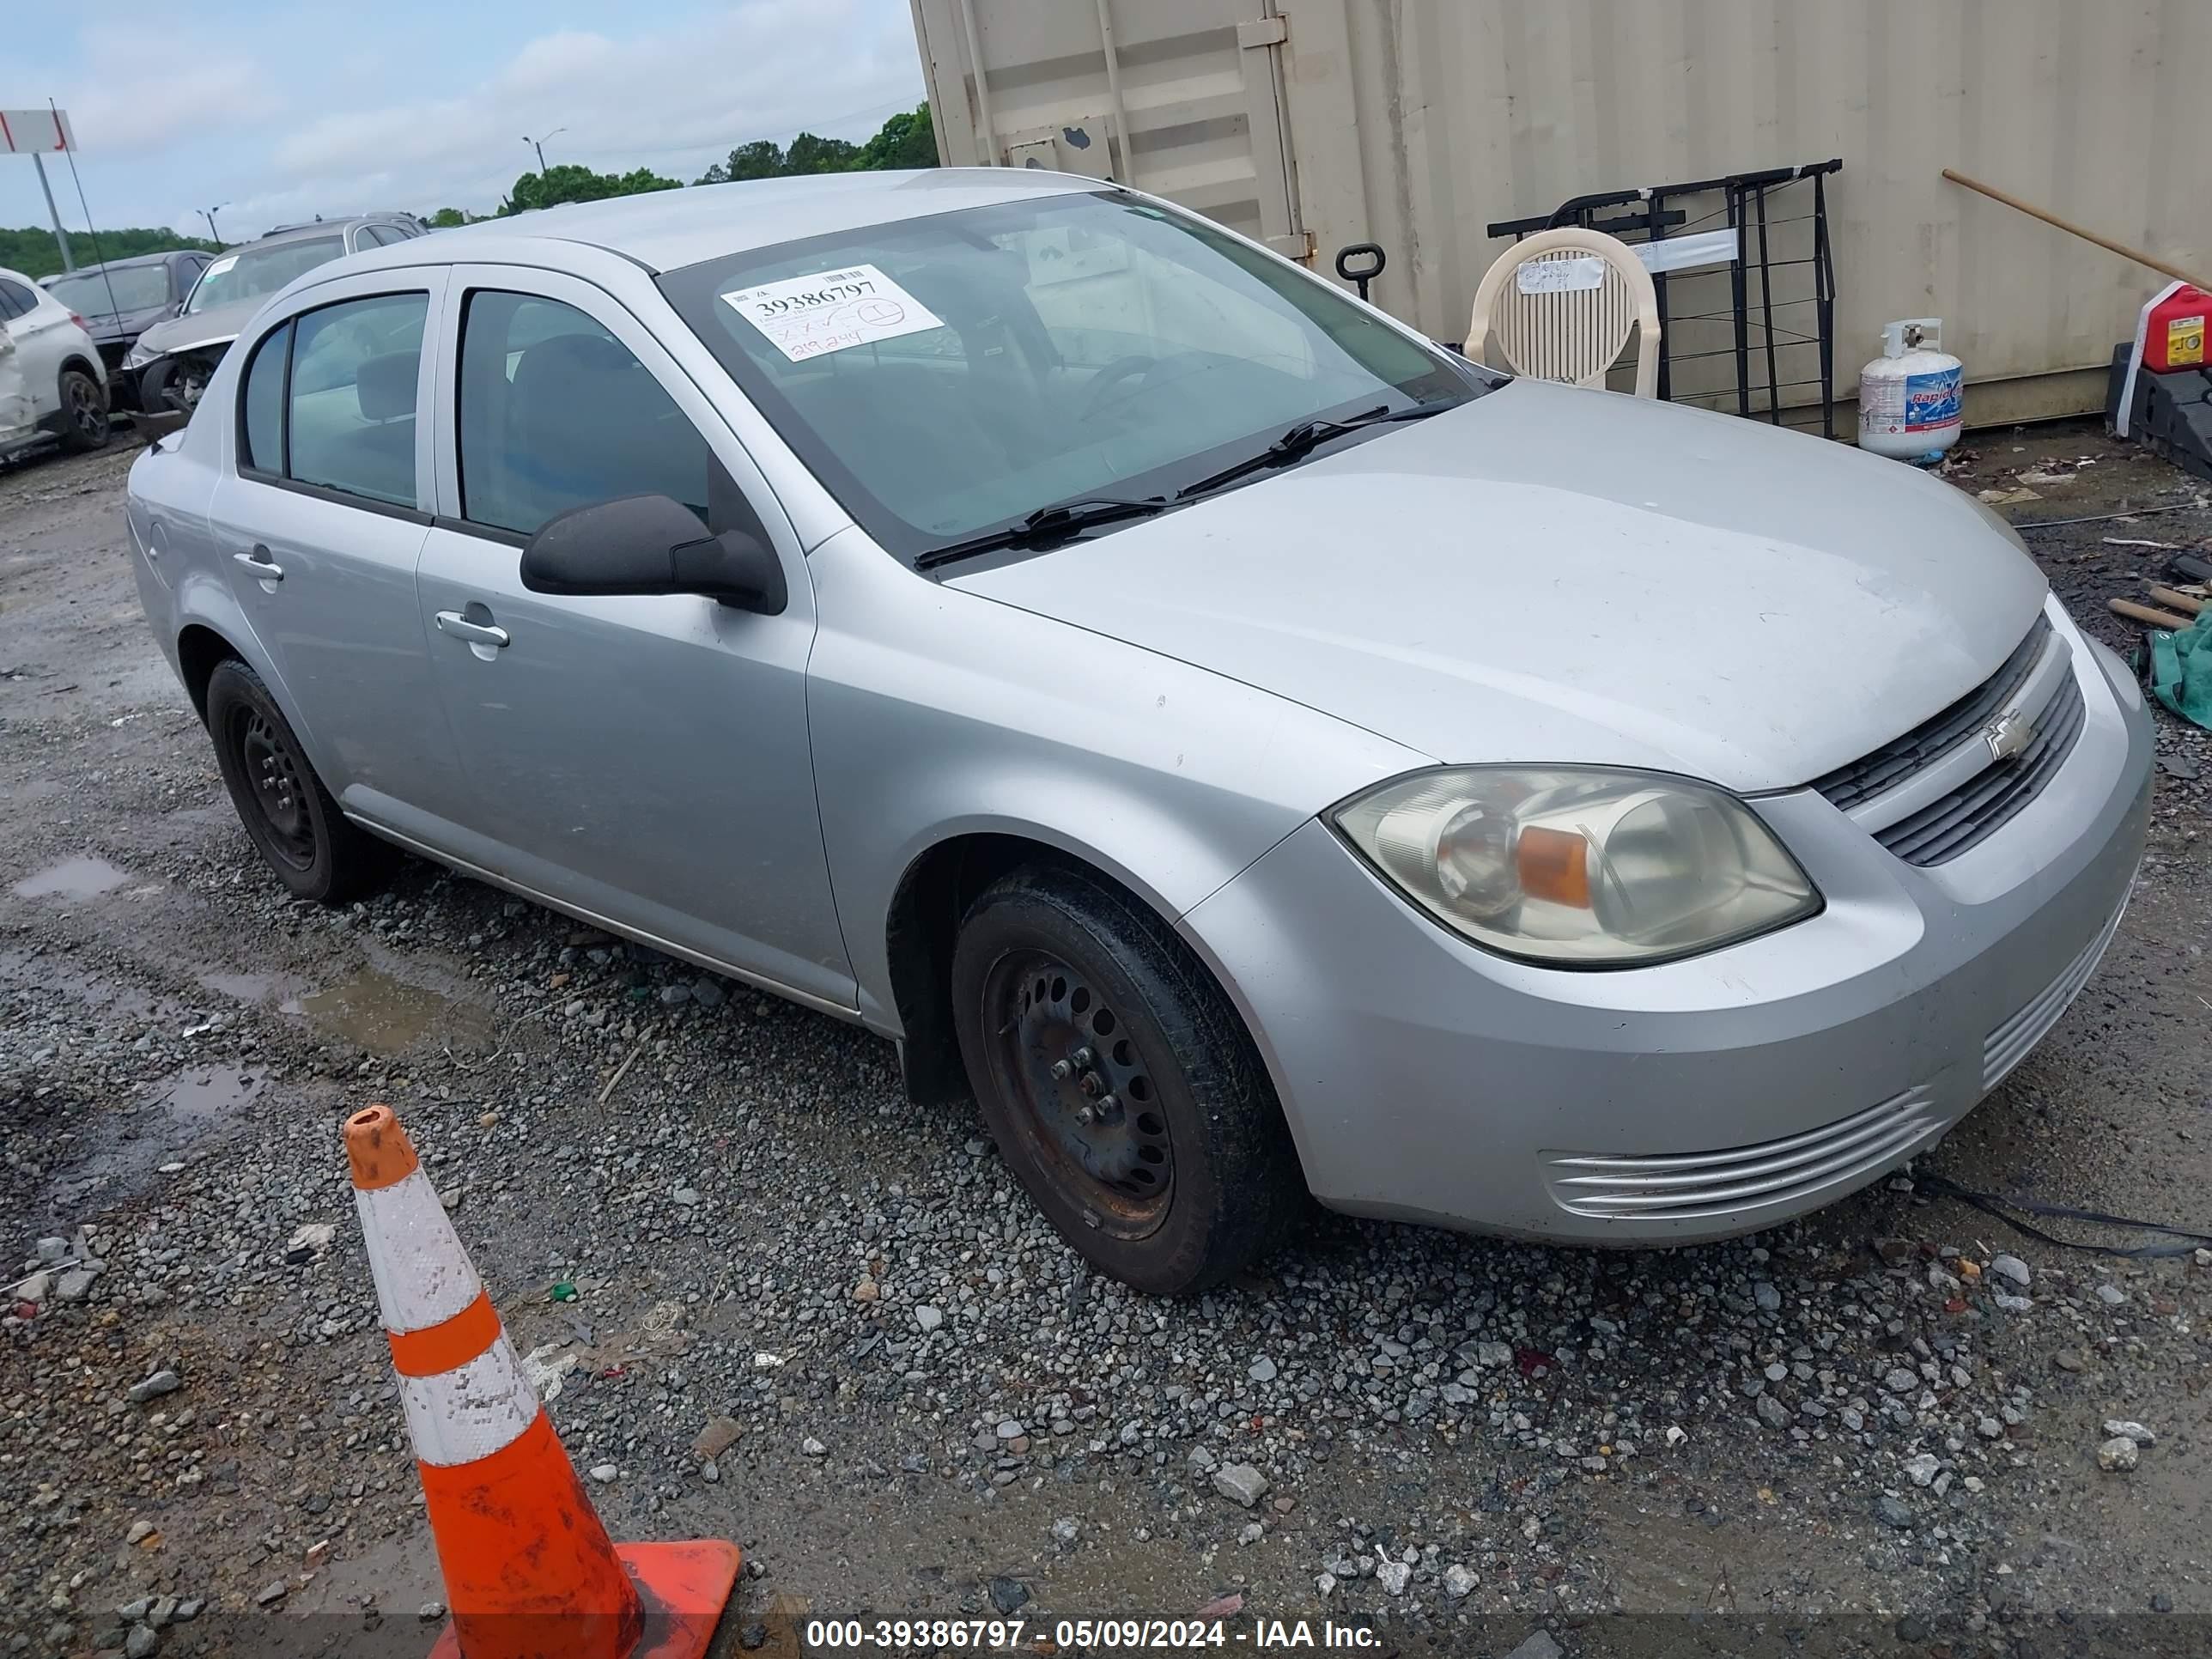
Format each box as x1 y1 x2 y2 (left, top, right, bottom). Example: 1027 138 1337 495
132 298 260 357
950 379 2049 793
78 305 172 343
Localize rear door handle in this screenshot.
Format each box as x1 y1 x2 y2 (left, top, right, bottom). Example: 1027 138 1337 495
233 547 283 580
434 610 510 648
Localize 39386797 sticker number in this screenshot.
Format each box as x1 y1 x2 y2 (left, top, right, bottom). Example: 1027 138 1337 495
720 262 945 364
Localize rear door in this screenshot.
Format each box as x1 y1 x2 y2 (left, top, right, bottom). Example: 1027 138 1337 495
204 267 471 826
415 264 852 1005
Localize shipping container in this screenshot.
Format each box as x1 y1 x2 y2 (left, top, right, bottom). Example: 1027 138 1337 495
911 0 2212 426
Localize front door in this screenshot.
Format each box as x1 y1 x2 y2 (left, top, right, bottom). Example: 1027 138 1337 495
204 270 472 825
415 267 853 1006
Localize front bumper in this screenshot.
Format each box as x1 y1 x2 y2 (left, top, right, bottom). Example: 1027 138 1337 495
1179 606 2154 1245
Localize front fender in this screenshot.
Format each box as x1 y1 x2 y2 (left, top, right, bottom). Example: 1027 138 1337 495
805 529 1425 1030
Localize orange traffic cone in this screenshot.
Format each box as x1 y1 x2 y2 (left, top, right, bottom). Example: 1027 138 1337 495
345 1103 741 1659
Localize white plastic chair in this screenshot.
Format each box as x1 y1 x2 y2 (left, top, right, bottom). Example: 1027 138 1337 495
1467 228 1662 397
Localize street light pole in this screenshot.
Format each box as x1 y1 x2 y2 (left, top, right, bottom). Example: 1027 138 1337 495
522 128 566 173
199 204 227 246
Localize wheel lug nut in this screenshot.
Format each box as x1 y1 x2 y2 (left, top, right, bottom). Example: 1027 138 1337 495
1074 1106 1096 1127
1096 1092 1120 1118
1069 1046 1095 1069
1078 1072 1103 1097
1049 1059 1073 1080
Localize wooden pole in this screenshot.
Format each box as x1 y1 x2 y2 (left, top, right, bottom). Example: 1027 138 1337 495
1943 168 2211 290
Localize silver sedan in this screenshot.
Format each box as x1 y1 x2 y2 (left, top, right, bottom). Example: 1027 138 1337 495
125 169 2152 1292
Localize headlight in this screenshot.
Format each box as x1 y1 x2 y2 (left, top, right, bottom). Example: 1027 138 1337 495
1332 766 1820 967
124 341 160 369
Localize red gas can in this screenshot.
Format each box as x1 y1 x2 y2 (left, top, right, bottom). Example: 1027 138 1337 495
2144 284 2209 373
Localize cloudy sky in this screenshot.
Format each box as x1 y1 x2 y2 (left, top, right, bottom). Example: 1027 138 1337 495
4 0 927 240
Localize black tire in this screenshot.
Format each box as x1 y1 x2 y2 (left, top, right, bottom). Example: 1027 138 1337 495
139 357 198 416
950 863 1305 1295
55 368 109 453
204 659 393 902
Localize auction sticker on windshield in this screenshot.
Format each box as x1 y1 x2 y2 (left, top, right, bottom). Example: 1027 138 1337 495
721 264 945 363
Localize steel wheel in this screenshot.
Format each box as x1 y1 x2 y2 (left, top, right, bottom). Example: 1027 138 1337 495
980 947 1176 1239
230 706 316 871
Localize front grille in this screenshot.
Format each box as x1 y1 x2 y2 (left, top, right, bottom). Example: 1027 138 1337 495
1541 1086 1942 1221
1811 617 2051 814
1981 892 2129 1090
1875 672 2086 865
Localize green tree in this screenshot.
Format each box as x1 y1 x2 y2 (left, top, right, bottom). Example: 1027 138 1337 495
497 163 681 216
424 207 474 228
0 225 219 282
853 103 937 171
783 131 860 174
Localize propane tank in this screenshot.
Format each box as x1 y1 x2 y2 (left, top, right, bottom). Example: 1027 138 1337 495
1858 318 1964 462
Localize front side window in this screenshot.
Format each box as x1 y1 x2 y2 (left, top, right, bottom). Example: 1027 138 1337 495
456 290 709 535
658 189 1486 562
185 236 345 316
234 295 424 507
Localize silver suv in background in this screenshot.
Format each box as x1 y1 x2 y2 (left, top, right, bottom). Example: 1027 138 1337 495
126 215 425 414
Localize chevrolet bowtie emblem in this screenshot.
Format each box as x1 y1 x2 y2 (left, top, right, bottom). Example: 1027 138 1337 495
1983 707 2035 762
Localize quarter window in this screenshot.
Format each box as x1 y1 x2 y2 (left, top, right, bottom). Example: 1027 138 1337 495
240 321 290 473
0 279 35 320
456 290 709 535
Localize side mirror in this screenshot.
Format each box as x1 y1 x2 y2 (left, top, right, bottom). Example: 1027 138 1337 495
520 493 787 616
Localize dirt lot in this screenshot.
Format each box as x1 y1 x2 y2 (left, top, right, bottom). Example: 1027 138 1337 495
2 422 2209 1659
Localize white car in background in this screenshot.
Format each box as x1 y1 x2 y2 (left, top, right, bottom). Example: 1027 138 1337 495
0 264 109 460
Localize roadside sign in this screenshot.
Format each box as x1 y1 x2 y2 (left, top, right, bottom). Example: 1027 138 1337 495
0 109 76 153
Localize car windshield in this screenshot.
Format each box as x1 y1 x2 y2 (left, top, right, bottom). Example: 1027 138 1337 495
47 265 170 315
185 237 344 315
659 189 1487 562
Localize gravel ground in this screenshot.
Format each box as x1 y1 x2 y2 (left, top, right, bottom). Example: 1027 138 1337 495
1 422 2209 1659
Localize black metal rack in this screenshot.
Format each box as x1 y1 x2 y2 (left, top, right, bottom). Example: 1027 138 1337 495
1484 159 1842 436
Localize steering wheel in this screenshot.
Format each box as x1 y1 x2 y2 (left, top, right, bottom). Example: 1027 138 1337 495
1077 354 1159 422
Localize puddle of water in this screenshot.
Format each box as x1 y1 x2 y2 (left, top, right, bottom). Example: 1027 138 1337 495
164 1067 264 1121
283 966 474 1054
199 971 277 1003
12 854 130 900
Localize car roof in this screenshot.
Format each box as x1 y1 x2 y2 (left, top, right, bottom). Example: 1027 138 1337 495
419 167 1096 275
43 250 188 277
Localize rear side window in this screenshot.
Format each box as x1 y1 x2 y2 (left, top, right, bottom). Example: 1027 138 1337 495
240 321 290 473
455 290 709 535
0 280 35 320
233 293 426 508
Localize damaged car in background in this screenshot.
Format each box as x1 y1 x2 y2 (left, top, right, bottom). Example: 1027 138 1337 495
126 215 424 414
40 250 211 410
124 172 2153 1295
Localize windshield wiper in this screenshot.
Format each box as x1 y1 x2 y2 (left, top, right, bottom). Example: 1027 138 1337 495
915 495 1171 570
1176 400 1463 501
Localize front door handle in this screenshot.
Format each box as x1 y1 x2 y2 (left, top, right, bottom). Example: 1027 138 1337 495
234 547 283 580
434 610 510 648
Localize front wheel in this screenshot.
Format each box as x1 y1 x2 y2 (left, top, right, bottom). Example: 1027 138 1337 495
205 659 393 902
951 864 1306 1295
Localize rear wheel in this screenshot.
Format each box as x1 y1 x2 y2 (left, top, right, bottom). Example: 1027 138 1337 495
951 863 1305 1294
205 659 393 902
55 368 109 453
